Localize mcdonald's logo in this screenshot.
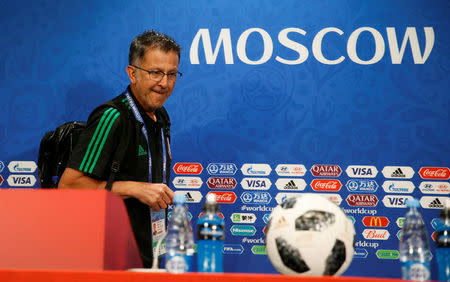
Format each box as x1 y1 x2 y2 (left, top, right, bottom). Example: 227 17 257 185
362 216 390 227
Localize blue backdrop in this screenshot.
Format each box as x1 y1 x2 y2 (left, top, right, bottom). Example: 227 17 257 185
0 0 449 279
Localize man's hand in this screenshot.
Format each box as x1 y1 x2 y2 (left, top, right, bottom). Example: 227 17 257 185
58 168 174 210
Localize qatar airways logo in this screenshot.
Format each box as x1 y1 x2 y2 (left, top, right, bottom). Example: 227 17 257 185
190 27 434 65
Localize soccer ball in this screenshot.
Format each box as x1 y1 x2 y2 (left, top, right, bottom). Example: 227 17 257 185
265 194 355 276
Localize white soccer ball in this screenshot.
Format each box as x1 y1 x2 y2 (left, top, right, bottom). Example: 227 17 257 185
265 194 355 276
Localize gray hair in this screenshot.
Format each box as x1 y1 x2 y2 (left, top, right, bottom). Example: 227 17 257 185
129 30 181 65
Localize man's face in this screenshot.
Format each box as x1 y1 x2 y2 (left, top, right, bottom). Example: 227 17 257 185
128 48 179 114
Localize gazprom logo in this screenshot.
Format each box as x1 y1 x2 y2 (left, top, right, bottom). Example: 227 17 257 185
240 164 271 176
8 161 37 173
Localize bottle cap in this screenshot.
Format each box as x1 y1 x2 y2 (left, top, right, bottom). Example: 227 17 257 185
406 198 420 208
174 194 186 204
203 193 219 212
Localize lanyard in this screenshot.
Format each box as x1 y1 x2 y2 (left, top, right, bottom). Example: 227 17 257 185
124 90 167 184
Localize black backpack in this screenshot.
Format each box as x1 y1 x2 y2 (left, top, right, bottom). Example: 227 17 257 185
37 104 171 189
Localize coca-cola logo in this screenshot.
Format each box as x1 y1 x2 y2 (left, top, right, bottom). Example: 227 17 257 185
207 191 237 204
173 163 203 175
310 164 342 177
311 179 342 191
207 177 237 189
346 194 379 207
419 167 450 180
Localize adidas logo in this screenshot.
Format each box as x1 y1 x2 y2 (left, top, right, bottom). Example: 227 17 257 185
284 180 298 190
138 145 147 156
391 168 406 178
185 192 194 202
429 198 444 209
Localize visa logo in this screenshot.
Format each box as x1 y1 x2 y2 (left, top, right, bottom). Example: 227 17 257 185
352 168 373 175
241 178 271 190
247 180 267 187
7 175 36 187
382 195 412 208
346 165 378 178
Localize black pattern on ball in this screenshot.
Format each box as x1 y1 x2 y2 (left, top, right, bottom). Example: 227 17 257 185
275 237 310 273
280 197 298 209
295 211 335 231
323 239 346 275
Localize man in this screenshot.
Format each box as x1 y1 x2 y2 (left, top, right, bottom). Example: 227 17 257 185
58 30 180 267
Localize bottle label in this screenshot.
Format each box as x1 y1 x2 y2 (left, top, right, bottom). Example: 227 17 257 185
165 254 192 273
402 261 430 281
198 223 225 240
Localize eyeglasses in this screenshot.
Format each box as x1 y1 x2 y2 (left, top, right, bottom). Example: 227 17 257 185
131 65 182 82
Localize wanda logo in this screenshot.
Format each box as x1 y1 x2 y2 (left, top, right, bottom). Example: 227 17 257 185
310 164 342 177
208 191 237 204
419 167 450 180
173 163 203 175
346 194 378 207
362 216 390 227
311 179 342 191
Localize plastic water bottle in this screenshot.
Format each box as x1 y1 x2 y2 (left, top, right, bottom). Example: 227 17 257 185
399 198 432 281
165 194 194 273
436 198 450 282
197 193 224 272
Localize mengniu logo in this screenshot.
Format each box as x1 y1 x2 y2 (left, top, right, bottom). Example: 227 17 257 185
346 194 378 207
310 164 342 177
419 167 450 180
362 216 390 227
310 179 342 192
207 177 237 189
173 163 203 175
207 191 237 204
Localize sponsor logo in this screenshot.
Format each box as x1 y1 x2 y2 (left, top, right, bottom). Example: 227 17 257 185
240 192 272 205
207 191 237 204
310 164 342 177
138 145 147 156
346 165 378 178
263 214 270 224
382 181 415 194
362 229 390 240
396 217 405 228
275 178 307 191
262 226 267 234
376 250 399 259
275 192 303 204
382 195 413 208
206 177 237 189
190 27 435 66
342 207 377 216
431 231 436 242
6 175 37 187
355 240 379 249
419 182 450 194
241 205 275 212
230 225 256 236
354 248 368 259
241 164 272 176
397 230 402 240
172 177 203 189
419 167 450 180
231 213 257 224
206 163 237 175
8 161 37 173
420 196 448 209
382 166 414 179
362 216 390 227
275 164 307 176
348 215 356 224
222 244 244 254
314 193 343 206
346 179 378 193
173 163 203 175
241 178 271 190
431 218 445 230
0 161 4 172
346 194 378 207
174 191 203 203
0 175 3 185
310 179 342 192
198 212 224 219
251 245 266 255
242 237 265 244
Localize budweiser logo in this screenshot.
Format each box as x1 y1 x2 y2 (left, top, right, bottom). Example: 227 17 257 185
362 229 390 240
419 167 450 180
311 179 342 191
310 164 342 177
208 191 237 204
346 194 379 207
173 163 203 175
